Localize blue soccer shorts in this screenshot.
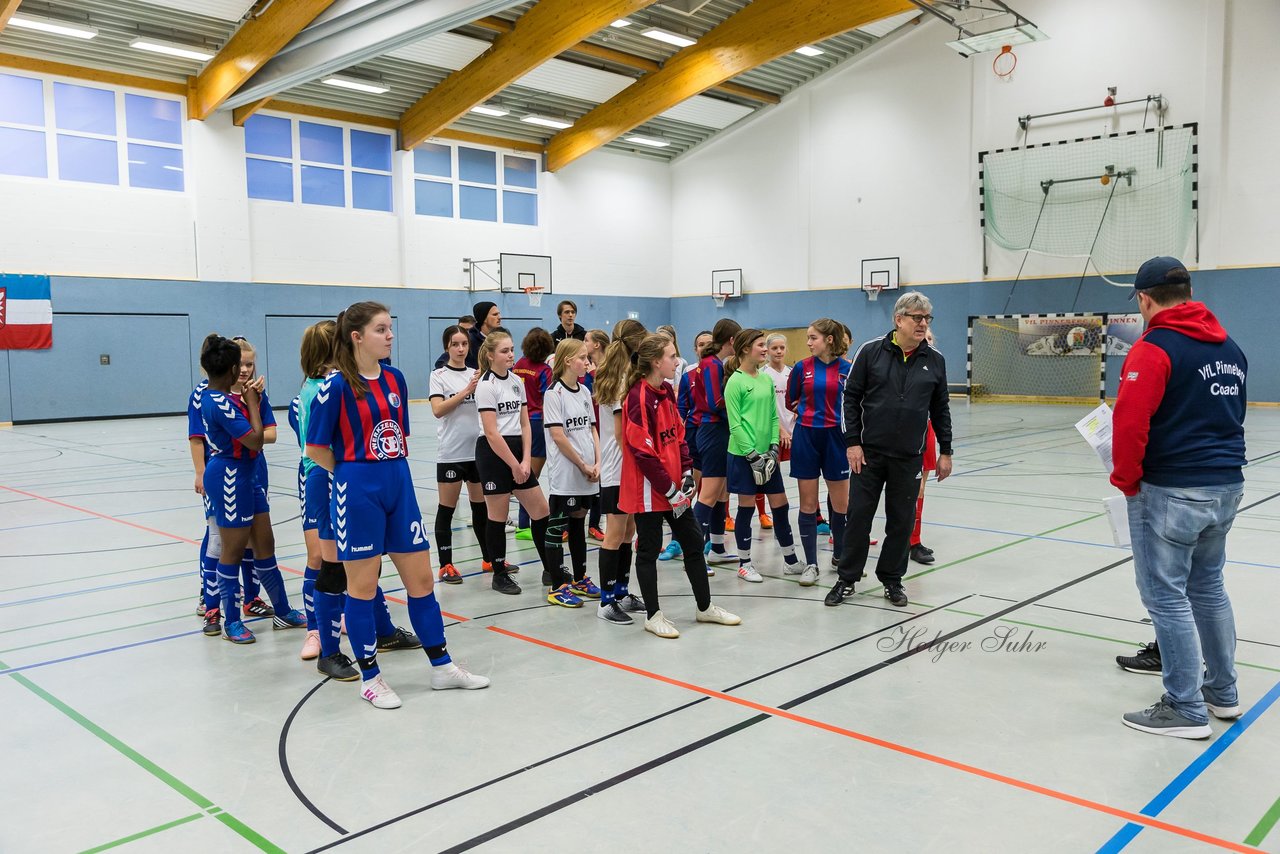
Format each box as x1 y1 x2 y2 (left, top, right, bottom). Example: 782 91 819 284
789 425 851 482
331 459 430 560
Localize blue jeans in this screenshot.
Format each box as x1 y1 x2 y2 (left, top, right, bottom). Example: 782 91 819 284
1127 481 1243 724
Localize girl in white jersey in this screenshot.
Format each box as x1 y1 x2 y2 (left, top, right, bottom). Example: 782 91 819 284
543 339 602 607
474 330 562 599
591 319 648 623
429 325 492 584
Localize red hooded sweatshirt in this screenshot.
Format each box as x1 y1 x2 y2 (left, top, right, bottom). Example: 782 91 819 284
1110 301 1246 496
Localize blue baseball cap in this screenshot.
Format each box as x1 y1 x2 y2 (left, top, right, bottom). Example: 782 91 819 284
1129 256 1191 300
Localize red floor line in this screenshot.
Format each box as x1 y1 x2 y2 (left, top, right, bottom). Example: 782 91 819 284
0 484 466 621
486 625 1261 854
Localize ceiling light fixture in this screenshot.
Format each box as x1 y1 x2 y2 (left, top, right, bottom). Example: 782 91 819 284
640 28 696 48
795 45 824 57
610 19 632 28
624 135 670 148
129 37 215 62
469 105 510 117
521 115 573 130
9 14 97 39
321 75 390 94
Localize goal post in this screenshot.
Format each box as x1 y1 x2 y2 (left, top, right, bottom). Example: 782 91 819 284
967 313 1107 404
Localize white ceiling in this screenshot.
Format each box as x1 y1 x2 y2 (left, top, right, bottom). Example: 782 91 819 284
136 0 255 23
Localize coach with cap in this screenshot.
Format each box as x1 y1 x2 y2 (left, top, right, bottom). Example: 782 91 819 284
1112 256 1248 740
467 300 503 368
826 291 953 608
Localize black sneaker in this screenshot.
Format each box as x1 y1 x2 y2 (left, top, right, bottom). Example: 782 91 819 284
1116 641 1161 674
317 652 359 682
597 602 633 625
916 544 934 556
909 544 935 565
617 593 646 613
884 584 908 607
202 608 222 637
377 627 421 651
824 580 856 606
541 568 552 587
492 572 521 595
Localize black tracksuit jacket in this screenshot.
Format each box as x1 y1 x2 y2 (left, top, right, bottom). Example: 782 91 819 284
842 331 953 458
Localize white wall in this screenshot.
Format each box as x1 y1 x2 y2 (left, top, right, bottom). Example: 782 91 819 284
671 0 1274 294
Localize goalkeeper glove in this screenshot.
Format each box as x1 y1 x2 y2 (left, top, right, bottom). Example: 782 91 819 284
680 471 696 500
746 451 775 486
666 482 692 518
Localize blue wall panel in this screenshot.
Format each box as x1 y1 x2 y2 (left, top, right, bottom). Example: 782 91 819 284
13 279 669 421
670 267 1278 403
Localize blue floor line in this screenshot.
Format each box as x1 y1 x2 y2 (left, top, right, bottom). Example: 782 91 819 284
1094 677 1280 853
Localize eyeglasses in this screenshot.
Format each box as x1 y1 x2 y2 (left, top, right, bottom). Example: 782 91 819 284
901 313 933 324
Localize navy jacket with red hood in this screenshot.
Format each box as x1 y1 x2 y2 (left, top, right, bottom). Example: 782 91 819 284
1110 301 1246 496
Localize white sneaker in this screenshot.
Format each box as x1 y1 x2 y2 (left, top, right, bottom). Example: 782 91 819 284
696 603 741 625
783 561 804 576
359 674 402 709
706 566 715 577
707 549 739 565
799 564 820 587
644 610 680 639
430 662 491 690
737 563 763 583
1206 701 1241 720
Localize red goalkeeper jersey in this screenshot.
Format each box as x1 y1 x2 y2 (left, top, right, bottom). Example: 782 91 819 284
620 379 692 513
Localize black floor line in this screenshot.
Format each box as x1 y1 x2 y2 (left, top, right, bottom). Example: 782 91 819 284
298 594 969 852
436 555 1139 851
279 677 347 834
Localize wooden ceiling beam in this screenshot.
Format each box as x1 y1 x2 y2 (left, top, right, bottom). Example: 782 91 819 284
547 0 912 171
232 97 274 127
465 13 780 105
189 0 337 121
401 0 660 152
0 0 22 34
0 53 186 95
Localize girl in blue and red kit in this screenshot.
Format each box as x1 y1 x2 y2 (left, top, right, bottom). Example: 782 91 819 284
691 319 742 567
306 301 489 709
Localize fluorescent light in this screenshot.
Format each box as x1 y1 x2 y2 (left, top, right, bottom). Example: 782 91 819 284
321 75 390 94
470 105 510 117
795 45 824 57
610 19 632 28
130 37 215 61
9 14 97 39
641 28 696 48
624 135 670 148
521 115 573 130
946 23 1048 55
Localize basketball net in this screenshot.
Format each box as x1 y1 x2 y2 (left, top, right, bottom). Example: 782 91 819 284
524 287 543 307
865 285 883 302
712 294 727 309
993 45 1016 81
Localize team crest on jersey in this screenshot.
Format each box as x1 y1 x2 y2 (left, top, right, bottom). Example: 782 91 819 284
445 468 457 479
369 419 405 459
388 392 401 408
485 481 497 491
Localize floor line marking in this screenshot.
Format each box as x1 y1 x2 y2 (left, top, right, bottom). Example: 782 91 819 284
484 624 1262 854
77 813 206 854
0 483 199 545
1094 677 1280 853
1243 793 1280 847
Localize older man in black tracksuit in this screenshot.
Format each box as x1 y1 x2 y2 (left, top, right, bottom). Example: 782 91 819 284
826 292 953 608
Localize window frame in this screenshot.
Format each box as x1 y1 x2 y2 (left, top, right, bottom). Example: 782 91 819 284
411 139 540 227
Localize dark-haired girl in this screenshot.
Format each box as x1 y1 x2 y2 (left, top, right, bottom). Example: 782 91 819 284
691 318 742 567
306 302 488 709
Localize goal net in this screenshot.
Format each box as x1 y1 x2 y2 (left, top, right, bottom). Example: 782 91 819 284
968 314 1105 404
980 124 1197 282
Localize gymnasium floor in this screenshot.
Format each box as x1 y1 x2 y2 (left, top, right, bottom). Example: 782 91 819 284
2 402 1278 854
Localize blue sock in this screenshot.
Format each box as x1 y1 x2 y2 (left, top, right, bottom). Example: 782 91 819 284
830 507 847 560
241 548 259 603
734 504 754 553
344 594 379 680
373 587 396 638
693 500 712 545
518 505 530 530
316 591 345 657
407 593 451 666
198 526 209 587
772 502 798 564
799 510 818 565
302 566 319 631
254 556 291 612
217 562 241 623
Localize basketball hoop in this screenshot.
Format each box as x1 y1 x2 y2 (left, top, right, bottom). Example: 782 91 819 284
865 285 884 302
712 294 727 309
523 286 543 307
993 44 1017 79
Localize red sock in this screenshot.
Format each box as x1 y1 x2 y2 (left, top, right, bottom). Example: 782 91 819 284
910 492 925 546
755 494 768 515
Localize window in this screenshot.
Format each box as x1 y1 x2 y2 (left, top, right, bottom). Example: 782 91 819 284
412 142 538 226
0 74 185 190
244 115 394 212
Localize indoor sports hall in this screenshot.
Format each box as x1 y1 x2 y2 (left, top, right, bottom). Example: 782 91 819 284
1 1 1278 852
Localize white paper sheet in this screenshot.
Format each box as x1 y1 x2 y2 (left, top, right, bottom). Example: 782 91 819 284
1104 494 1131 548
1075 403 1114 473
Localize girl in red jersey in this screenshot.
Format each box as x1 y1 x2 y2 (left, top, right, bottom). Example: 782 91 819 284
513 328 555 539
306 301 488 709
622 333 741 639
